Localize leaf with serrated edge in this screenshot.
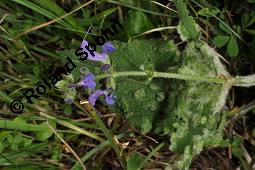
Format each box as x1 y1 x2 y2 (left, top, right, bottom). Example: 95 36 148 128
108 40 230 169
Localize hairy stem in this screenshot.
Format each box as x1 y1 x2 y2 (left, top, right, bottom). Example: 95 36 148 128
96 71 227 83
96 71 255 87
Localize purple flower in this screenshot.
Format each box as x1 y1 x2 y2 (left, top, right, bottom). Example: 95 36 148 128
105 93 116 105
102 42 116 53
68 73 96 89
80 40 107 61
88 90 117 106
79 73 96 89
80 40 116 62
101 64 111 72
88 90 105 106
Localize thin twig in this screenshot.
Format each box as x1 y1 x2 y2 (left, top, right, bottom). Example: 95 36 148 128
46 120 87 170
150 1 177 13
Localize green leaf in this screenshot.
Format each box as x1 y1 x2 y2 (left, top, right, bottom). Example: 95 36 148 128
0 131 11 142
232 137 244 147
13 134 23 144
242 13 250 28
173 0 200 41
232 147 244 158
227 36 239 57
213 35 230 48
7 134 13 144
109 40 229 169
127 10 153 35
110 40 181 133
166 42 229 169
220 139 231 147
91 8 117 21
32 65 40 77
36 120 56 141
198 7 220 17
23 138 33 147
219 22 232 35
177 23 190 41
127 153 144 170
64 104 73 115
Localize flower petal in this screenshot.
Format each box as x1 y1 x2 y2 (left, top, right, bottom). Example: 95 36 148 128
102 42 116 53
81 73 96 89
87 52 107 61
88 90 106 106
80 40 88 49
80 40 107 61
105 93 116 105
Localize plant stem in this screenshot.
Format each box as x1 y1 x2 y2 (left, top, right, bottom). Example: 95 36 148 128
96 71 255 87
154 71 227 83
96 71 227 84
88 109 127 169
77 99 127 168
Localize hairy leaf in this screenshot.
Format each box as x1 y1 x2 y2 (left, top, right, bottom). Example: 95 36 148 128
110 40 181 132
109 40 230 169
173 0 200 41
165 42 229 169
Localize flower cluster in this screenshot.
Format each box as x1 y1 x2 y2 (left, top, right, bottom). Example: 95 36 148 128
80 40 116 62
66 40 117 106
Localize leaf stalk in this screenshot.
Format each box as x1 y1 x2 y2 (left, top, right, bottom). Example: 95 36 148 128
95 71 255 87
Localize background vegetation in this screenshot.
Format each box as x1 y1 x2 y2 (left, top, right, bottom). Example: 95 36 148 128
0 0 255 169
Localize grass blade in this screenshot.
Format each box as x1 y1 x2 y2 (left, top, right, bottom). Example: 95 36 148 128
10 0 70 28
